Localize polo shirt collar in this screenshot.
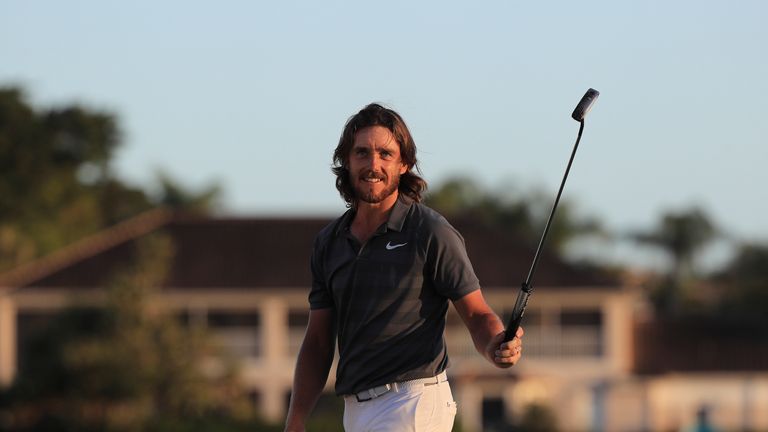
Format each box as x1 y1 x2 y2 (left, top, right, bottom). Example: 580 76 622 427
334 194 413 236
386 194 412 232
334 209 355 236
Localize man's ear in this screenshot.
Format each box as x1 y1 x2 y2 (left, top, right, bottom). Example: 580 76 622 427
399 163 408 175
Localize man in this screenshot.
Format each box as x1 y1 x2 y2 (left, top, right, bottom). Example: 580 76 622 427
284 103 523 432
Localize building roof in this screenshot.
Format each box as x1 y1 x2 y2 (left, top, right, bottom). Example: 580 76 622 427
0 209 619 290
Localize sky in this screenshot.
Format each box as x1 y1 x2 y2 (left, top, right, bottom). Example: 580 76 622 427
1 1 766 269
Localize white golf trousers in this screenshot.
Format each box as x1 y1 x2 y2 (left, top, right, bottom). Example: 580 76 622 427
343 378 457 431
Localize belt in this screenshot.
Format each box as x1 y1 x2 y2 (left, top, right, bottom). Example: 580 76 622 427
351 371 448 402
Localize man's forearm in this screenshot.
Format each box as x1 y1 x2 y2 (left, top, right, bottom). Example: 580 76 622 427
284 338 334 431
466 312 505 362
284 308 336 432
453 290 521 368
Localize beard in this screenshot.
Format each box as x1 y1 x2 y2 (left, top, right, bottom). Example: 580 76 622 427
353 170 401 204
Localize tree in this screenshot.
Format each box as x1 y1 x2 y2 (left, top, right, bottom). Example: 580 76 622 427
0 86 220 272
0 87 125 269
631 207 717 314
154 171 222 213
424 176 602 253
0 235 267 432
515 402 559 432
714 242 768 323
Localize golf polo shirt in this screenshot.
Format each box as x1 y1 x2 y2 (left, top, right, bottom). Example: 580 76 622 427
309 195 480 395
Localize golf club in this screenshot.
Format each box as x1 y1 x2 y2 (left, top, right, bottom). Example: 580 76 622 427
503 88 600 342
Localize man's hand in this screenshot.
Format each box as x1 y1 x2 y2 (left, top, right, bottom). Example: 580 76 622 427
486 327 524 368
453 290 525 368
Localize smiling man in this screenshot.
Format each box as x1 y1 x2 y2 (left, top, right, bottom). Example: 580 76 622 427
284 103 524 432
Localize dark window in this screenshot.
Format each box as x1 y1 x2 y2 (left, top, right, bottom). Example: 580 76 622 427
501 308 542 327
16 311 56 367
17 308 102 372
288 310 309 328
17 311 54 341
560 310 602 326
482 397 507 432
208 310 260 328
520 309 542 326
175 309 191 326
248 390 261 407
560 309 603 357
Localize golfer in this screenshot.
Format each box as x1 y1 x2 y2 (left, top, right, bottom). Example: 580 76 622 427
284 103 523 432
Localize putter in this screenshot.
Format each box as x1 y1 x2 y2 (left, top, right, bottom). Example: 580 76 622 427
503 88 600 342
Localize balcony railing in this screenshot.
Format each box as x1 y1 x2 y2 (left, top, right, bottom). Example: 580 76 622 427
215 324 602 361
214 328 262 357
447 324 603 360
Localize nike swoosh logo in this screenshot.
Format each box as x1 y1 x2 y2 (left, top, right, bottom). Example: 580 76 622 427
385 241 408 250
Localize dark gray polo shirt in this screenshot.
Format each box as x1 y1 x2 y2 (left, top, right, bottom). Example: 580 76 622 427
309 195 480 395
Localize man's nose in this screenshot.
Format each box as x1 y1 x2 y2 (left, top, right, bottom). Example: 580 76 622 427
368 154 382 171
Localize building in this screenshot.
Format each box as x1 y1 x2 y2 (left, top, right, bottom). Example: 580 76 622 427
1 209 766 431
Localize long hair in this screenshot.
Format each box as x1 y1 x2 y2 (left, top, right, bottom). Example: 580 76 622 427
332 103 427 207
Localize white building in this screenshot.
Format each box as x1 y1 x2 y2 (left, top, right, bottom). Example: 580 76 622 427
1 209 766 431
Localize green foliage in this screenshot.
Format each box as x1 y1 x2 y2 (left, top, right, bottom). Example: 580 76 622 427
154 171 222 214
515 402 559 432
451 416 465 432
143 416 284 432
716 242 768 321
632 207 716 282
0 87 124 269
0 85 221 272
631 207 718 315
0 235 262 431
305 393 344 432
424 176 602 252
719 243 768 284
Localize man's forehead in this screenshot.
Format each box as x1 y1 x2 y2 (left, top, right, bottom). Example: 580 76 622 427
353 126 398 148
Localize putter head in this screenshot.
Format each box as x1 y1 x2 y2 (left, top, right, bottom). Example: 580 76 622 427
571 88 600 121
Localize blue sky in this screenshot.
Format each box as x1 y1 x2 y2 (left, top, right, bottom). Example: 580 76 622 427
2 1 766 268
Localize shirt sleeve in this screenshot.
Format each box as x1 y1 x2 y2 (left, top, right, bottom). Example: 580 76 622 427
308 233 334 310
425 217 481 301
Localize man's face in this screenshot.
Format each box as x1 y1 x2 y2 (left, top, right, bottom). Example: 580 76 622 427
348 125 408 205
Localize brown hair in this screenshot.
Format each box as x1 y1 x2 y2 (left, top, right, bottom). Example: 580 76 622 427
332 103 427 207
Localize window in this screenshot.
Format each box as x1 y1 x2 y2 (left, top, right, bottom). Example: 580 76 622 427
208 310 260 328
16 311 56 369
288 310 309 328
482 397 507 432
561 310 602 326
560 309 603 356
207 310 261 357
510 307 604 358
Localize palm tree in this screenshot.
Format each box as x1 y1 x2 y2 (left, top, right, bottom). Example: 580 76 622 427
632 207 717 314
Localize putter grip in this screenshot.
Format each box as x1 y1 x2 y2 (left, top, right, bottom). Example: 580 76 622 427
503 288 531 342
